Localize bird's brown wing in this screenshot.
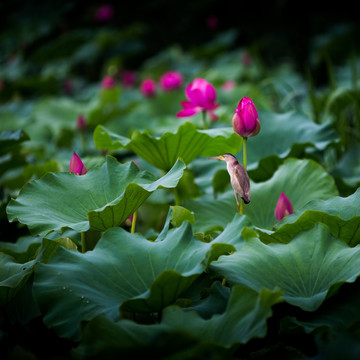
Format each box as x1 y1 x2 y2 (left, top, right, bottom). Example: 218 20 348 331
234 164 251 204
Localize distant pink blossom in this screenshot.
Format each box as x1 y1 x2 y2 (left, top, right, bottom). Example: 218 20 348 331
63 79 74 95
120 70 136 88
207 15 219 30
140 78 156 97
176 78 219 120
95 4 114 22
69 152 87 175
222 80 236 92
101 75 116 89
275 192 293 222
241 52 253 66
160 71 183 91
76 114 87 131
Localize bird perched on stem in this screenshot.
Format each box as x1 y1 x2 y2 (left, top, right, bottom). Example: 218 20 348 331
209 154 250 213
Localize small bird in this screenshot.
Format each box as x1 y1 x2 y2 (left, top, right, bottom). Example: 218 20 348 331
209 153 250 212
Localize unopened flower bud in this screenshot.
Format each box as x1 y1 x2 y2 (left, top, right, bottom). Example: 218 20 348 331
232 97 261 138
275 192 293 222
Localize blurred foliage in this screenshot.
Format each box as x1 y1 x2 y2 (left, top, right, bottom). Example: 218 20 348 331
1 1 360 359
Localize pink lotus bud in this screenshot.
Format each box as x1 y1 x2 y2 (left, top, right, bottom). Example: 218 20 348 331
95 4 114 22
232 97 261 138
140 78 156 97
160 71 183 91
76 114 87 131
69 152 87 175
101 76 116 89
275 192 293 222
176 78 219 119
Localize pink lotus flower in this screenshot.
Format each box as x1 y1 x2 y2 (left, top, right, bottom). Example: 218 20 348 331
140 78 156 97
76 114 87 131
232 97 261 138
160 71 183 91
275 192 293 222
101 76 116 89
69 152 87 175
176 78 219 120
95 4 114 22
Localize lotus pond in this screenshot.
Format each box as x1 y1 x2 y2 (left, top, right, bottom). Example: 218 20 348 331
1 3 360 359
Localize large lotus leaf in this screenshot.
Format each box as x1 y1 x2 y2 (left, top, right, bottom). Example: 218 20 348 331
32 222 240 340
210 224 360 311
186 158 338 233
73 285 282 359
241 110 339 175
0 129 30 154
0 238 64 303
288 283 360 335
331 144 360 192
93 122 243 170
0 253 38 303
6 156 185 236
26 97 88 142
260 187 360 246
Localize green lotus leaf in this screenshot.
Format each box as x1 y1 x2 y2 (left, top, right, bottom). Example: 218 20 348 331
260 187 360 246
6 156 185 236
242 110 339 177
0 238 65 303
32 221 239 340
93 122 243 170
187 158 338 232
27 97 88 142
73 285 282 359
0 129 30 154
210 224 360 311
0 253 38 303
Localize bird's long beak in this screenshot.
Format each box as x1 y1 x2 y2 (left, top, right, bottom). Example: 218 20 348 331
208 155 224 160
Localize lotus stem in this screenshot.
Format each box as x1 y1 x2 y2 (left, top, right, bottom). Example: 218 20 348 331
81 232 86 253
131 211 137 234
202 110 208 129
240 137 248 215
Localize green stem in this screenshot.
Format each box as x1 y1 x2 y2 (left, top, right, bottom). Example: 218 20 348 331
131 211 137 234
81 232 86 253
202 110 208 129
174 187 181 206
240 137 248 215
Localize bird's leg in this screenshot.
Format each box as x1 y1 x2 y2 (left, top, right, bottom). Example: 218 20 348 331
235 192 240 213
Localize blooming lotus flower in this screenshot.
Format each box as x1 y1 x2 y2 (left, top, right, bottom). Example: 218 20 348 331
275 192 293 222
140 78 156 97
176 78 219 120
232 97 261 138
160 71 183 91
69 152 87 175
